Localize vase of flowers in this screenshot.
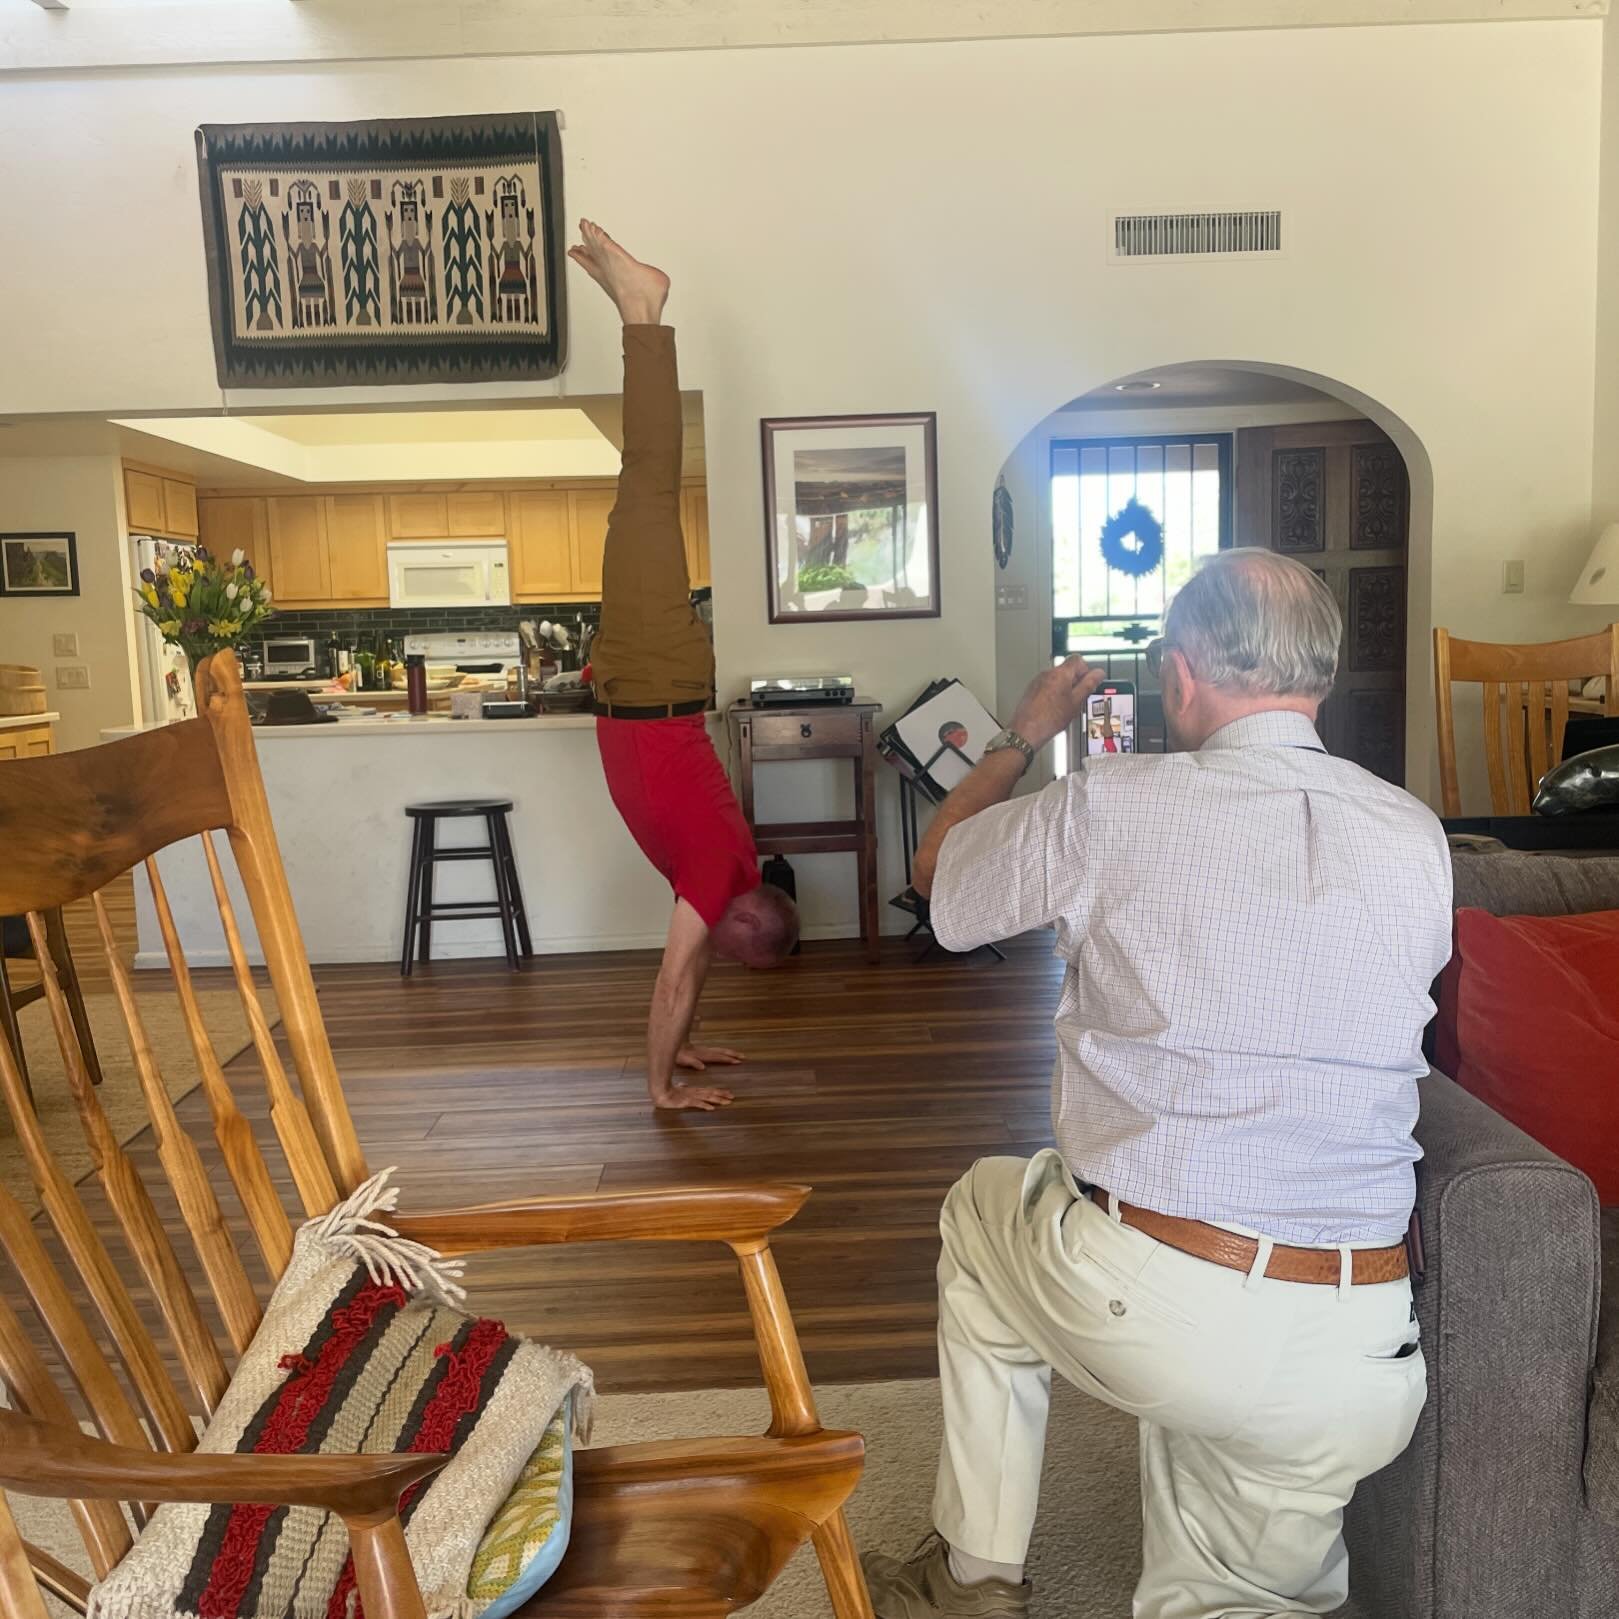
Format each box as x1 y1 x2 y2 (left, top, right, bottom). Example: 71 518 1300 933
133 545 274 676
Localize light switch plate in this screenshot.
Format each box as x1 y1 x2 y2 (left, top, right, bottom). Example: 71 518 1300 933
996 583 1030 611
52 632 78 658
56 665 91 690
1502 559 1525 595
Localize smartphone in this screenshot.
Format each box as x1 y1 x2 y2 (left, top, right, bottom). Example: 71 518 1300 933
1084 681 1136 757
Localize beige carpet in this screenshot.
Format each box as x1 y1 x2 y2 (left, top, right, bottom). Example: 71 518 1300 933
1 986 274 1214
9 1378 1366 1618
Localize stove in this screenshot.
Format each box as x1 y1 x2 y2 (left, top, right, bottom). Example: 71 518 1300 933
402 631 523 676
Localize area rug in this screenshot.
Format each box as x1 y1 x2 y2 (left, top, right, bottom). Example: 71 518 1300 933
8 1378 1366 1618
0 987 276 1214
195 113 567 387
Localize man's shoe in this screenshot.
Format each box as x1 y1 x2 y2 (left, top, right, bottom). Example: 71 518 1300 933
861 1532 1031 1618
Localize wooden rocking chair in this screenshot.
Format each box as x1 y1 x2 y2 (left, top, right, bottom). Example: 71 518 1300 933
0 651 873 1619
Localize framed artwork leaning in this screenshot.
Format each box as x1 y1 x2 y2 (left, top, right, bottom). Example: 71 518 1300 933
761 412 940 623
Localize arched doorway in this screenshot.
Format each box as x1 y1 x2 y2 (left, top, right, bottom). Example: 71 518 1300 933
993 362 1433 788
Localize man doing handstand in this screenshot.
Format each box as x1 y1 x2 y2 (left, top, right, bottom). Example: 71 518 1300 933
571 221 799 1111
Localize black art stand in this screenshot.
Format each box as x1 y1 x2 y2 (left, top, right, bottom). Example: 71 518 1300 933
888 744 1006 965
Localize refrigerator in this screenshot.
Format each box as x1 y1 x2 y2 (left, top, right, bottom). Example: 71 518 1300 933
130 535 199 725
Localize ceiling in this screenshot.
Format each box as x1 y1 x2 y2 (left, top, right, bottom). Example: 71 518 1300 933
2 0 1594 75
241 409 612 448
0 394 708 488
1065 365 1352 413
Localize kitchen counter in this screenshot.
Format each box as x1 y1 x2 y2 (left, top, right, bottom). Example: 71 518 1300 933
258 713 596 736
0 710 60 731
101 712 701 966
244 683 447 710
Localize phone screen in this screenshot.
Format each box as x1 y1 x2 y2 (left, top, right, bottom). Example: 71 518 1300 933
1084 682 1136 757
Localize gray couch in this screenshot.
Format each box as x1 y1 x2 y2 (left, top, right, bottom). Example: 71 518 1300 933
1344 847 1619 1617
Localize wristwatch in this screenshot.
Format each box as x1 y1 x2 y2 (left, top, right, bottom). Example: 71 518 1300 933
982 728 1036 774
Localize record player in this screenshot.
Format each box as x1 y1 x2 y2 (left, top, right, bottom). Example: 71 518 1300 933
749 675 855 707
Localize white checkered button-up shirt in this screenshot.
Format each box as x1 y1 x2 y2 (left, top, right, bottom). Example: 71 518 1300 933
931 710 1454 1245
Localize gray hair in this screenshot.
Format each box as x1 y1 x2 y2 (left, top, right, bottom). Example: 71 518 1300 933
1162 548 1341 700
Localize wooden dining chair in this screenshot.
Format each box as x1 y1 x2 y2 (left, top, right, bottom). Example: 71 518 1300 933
0 651 873 1619
0 909 104 1103
1433 623 1619 816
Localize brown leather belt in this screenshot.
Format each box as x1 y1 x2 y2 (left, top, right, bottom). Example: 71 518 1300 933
592 698 710 719
1085 1188 1409 1286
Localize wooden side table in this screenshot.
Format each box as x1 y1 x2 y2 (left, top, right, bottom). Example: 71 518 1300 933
729 701 882 963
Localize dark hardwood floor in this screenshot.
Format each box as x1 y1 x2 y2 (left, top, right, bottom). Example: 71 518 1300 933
302 936 1063 1391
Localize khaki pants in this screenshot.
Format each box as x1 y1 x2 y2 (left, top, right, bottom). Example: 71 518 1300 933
934 1152 1426 1618
589 325 715 707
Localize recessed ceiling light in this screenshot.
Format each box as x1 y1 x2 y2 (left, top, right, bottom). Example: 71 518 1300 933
1113 381 1163 394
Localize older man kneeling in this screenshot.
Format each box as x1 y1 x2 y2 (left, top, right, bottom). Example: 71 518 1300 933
863 550 1453 1619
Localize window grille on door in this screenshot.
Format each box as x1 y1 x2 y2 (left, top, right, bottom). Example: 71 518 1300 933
1049 434 1232 769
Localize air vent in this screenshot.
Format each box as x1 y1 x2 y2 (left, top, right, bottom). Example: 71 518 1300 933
1112 211 1282 261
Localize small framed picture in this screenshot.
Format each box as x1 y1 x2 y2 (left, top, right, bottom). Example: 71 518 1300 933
762 412 940 623
0 532 79 597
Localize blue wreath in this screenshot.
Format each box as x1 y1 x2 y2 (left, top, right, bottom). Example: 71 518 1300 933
1099 498 1164 577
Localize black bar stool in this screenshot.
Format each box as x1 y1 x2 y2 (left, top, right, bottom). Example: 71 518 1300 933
400 799 532 976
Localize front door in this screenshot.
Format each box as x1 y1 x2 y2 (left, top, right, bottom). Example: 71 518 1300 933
1235 420 1409 784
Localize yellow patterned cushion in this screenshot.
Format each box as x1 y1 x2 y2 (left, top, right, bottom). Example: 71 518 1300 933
467 1399 574 1614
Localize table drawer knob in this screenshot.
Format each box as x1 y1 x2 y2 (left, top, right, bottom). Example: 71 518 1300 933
800 722 813 739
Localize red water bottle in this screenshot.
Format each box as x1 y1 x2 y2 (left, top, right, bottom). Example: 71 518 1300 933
405 653 428 715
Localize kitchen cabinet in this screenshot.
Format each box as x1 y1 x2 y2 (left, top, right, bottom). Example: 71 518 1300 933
447 491 505 536
682 486 711 590
568 488 616 598
388 490 507 540
324 494 389 605
509 491 573 600
387 493 450 539
124 469 167 534
162 479 199 539
197 498 272 591
124 465 199 540
0 720 55 761
193 475 707 607
266 497 332 605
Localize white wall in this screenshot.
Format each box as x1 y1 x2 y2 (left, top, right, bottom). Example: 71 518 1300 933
1596 11 1619 530
0 458 139 753
0 20 1608 870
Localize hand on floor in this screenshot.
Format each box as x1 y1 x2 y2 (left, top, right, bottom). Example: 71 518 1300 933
676 1044 745 1072
650 1078 736 1111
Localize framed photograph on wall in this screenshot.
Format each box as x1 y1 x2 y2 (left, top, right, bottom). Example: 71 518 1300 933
762 412 940 623
0 532 79 598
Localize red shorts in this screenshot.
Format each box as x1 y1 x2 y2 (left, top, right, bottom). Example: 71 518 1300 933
596 713 761 928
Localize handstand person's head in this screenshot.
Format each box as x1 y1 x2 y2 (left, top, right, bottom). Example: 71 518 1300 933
1157 548 1341 752
712 883 800 969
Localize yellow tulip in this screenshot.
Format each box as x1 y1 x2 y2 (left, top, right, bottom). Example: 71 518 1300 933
140 583 159 608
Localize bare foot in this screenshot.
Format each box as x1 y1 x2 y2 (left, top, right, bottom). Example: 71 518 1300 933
650 1079 735 1112
568 219 670 325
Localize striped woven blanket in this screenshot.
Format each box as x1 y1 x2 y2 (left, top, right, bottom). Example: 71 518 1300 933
88 1171 592 1619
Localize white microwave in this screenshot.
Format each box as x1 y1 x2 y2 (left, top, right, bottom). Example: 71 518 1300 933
387 542 510 609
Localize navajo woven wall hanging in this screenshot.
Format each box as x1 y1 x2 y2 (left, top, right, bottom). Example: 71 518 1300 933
195 113 567 388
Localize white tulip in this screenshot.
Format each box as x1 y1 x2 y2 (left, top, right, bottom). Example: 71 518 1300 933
231 548 245 566
225 582 239 601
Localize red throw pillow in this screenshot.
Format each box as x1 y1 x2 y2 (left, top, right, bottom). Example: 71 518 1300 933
1448 907 1619 1202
